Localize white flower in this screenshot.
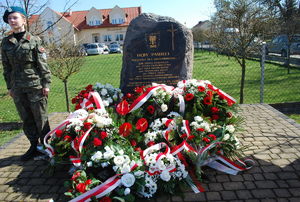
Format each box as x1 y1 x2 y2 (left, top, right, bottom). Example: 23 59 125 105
161 104 168 112
101 88 108 96
120 164 131 174
121 173 135 187
124 188 131 195
194 116 203 122
114 156 125 166
103 100 109 106
160 170 171 182
103 150 114 159
86 161 93 167
118 149 124 155
107 98 113 104
91 151 102 162
223 133 231 141
226 125 235 133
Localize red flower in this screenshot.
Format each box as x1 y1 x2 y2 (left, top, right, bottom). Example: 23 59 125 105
88 107 94 111
100 131 108 139
187 135 195 140
85 84 93 91
64 135 72 142
227 112 233 118
211 107 220 114
197 128 205 132
134 147 142 152
84 122 93 130
83 93 89 99
147 141 155 147
126 93 132 98
76 183 86 193
208 134 217 140
55 129 63 138
180 133 188 139
206 91 213 99
75 104 81 110
203 96 212 105
119 122 132 137
71 98 77 104
130 139 137 147
198 86 206 92
147 105 155 114
71 171 81 181
136 118 148 132
212 115 219 120
116 100 129 116
100 196 112 202
202 137 211 143
185 93 194 101
218 93 225 100
93 138 102 146
85 179 92 185
134 87 143 94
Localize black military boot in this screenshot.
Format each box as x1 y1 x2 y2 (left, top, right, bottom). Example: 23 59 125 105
21 141 38 161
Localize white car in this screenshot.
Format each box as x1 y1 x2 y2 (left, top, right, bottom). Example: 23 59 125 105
86 43 104 55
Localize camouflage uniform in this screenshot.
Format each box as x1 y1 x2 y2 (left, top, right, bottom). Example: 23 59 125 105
1 31 51 145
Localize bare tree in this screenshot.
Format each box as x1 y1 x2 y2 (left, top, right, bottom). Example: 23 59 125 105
210 0 273 103
47 41 85 112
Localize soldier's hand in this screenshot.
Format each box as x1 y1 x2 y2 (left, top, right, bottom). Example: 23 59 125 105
8 89 13 97
42 88 50 97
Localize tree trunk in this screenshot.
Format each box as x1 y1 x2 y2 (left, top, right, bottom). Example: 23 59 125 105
63 80 70 112
239 58 246 104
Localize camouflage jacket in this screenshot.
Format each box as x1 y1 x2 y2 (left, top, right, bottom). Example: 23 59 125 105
1 31 51 90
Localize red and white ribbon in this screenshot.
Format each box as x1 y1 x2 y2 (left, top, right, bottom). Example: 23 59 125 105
182 120 191 137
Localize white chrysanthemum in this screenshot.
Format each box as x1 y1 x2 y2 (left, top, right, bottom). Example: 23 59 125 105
160 170 171 182
161 104 168 112
226 125 235 133
91 151 102 162
121 173 135 187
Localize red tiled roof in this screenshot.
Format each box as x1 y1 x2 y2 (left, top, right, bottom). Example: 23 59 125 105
30 6 142 31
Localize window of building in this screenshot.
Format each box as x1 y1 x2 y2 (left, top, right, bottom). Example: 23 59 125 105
111 18 124 24
104 35 112 42
92 34 99 43
47 21 54 30
115 34 124 41
89 17 101 26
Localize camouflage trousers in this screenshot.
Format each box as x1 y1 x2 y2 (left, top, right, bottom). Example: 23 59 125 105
12 88 50 144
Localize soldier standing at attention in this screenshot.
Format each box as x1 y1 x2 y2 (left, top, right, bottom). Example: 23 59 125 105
1 6 51 161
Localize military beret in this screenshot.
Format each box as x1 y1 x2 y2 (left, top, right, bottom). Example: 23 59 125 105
3 6 27 24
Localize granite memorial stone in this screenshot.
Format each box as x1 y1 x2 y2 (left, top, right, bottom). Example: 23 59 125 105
120 13 194 93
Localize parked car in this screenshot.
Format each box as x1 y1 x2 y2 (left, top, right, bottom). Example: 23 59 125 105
109 44 122 54
266 34 300 57
85 43 104 55
97 43 109 53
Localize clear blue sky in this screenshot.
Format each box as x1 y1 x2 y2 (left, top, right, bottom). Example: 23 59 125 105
49 0 216 28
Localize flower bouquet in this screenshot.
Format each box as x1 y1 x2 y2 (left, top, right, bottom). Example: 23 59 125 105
43 79 253 201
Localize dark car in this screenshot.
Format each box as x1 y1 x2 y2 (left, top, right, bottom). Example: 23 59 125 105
109 44 122 54
266 34 300 57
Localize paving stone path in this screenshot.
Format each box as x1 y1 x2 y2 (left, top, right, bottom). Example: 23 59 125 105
0 104 300 202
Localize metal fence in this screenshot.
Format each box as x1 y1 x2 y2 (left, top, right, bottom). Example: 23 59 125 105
0 49 299 123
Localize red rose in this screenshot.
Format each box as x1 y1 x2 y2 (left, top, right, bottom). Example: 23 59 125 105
119 122 132 137
208 134 217 140
212 115 219 120
71 171 81 181
136 118 148 132
185 93 194 101
64 135 72 142
100 131 108 139
85 179 92 185
147 141 155 147
130 139 137 147
197 128 205 132
55 129 63 138
116 100 129 116
76 183 86 193
85 84 93 91
75 104 81 110
83 93 89 99
202 137 210 143
100 196 112 202
147 105 155 114
71 98 77 104
198 86 206 92
211 107 220 114
203 97 212 105
93 138 102 146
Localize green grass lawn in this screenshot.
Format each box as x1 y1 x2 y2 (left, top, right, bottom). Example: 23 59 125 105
288 114 300 124
0 51 299 145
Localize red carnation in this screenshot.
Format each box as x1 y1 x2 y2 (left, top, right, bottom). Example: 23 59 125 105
202 137 211 143
211 107 220 114
119 122 132 137
198 86 206 92
85 179 92 185
64 135 72 142
203 96 212 105
208 134 217 140
93 138 102 146
100 196 112 202
147 105 155 114
136 118 148 132
76 183 86 193
130 139 137 147
100 131 108 139
185 93 194 101
212 115 219 120
197 128 205 132
55 129 63 138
